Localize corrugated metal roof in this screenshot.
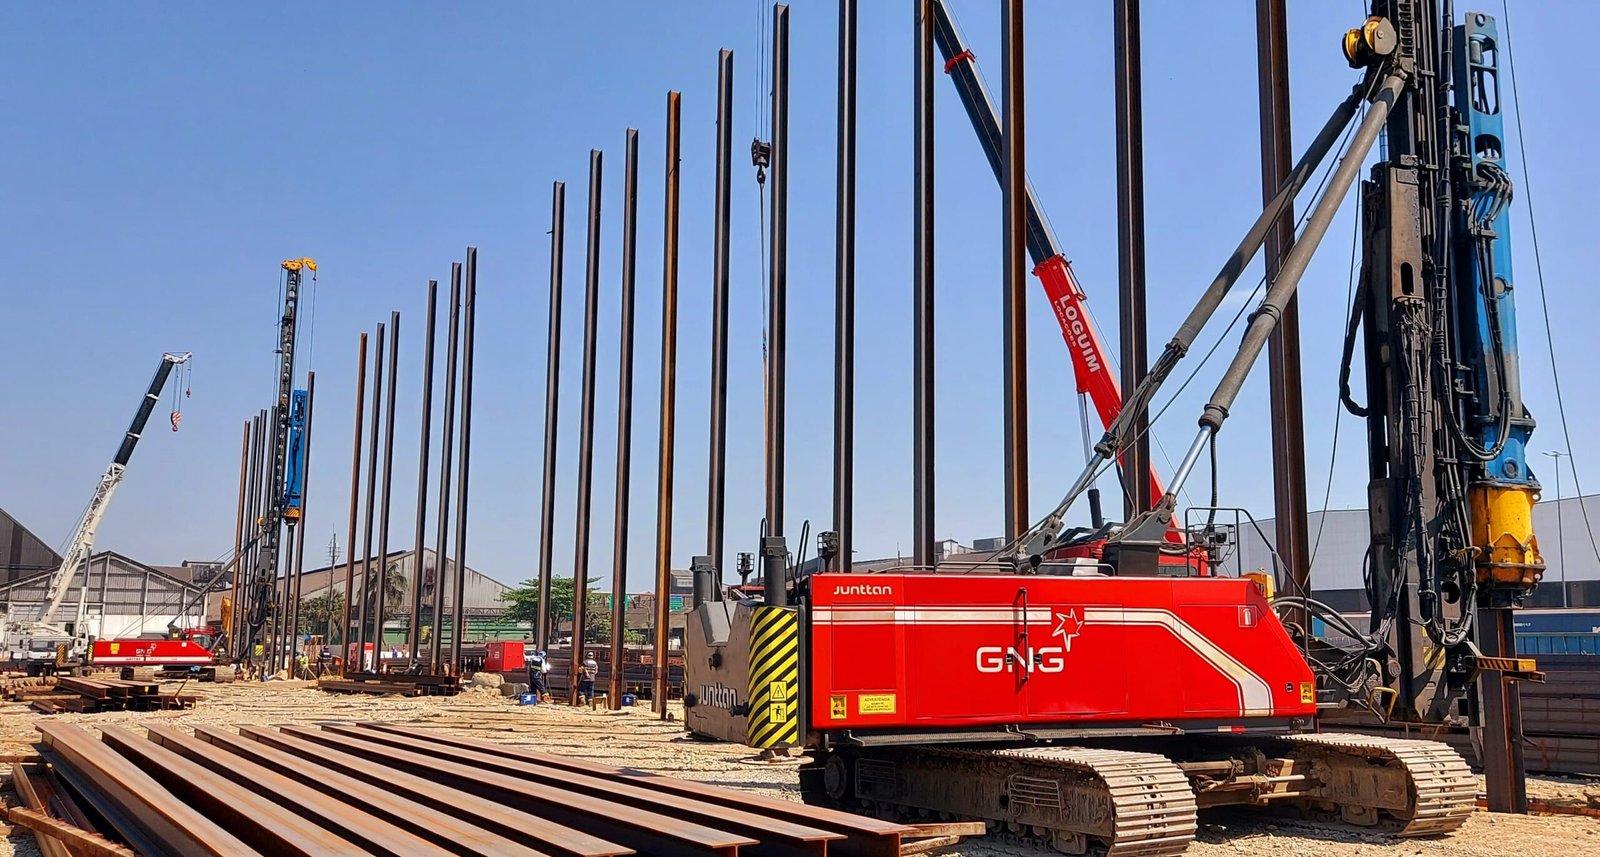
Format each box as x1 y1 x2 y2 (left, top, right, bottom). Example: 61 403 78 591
0 507 62 585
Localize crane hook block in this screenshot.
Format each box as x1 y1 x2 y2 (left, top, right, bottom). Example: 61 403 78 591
280 257 317 272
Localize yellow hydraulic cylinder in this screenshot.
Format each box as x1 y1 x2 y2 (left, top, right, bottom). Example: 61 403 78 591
1470 484 1544 590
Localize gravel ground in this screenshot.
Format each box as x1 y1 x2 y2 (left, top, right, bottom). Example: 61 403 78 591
0 679 1594 856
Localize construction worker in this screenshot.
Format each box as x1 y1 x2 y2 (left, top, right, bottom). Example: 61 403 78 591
528 649 551 702
579 651 599 704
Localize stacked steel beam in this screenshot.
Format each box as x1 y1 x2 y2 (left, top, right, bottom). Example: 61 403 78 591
7 676 198 715
29 721 914 855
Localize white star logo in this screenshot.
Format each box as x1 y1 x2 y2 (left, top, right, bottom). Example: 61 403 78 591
1053 609 1084 652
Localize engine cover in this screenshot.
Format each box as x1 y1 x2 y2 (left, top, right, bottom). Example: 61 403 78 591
681 599 751 742
809 573 1315 734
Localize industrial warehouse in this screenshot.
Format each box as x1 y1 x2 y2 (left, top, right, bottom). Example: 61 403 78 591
2 2 1597 856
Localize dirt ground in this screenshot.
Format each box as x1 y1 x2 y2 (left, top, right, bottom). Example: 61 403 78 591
0 679 1595 856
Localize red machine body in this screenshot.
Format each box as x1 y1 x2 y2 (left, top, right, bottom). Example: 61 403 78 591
90 637 213 667
808 572 1314 733
485 640 526 672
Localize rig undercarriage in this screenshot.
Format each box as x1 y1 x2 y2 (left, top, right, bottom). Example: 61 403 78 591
801 733 1475 855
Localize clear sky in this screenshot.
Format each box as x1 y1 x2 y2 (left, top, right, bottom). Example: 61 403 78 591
3 1 1595 593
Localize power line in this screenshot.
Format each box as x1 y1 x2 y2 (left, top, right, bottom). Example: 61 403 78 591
1501 2 1600 569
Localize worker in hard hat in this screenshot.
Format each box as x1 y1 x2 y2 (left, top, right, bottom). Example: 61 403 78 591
528 649 551 702
579 651 599 704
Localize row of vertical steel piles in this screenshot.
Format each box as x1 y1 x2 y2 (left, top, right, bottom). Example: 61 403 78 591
531 86 689 708
524 1 862 709
343 252 481 676
527 5 807 709
529 0 1309 705
226 254 481 678
224 0 1314 700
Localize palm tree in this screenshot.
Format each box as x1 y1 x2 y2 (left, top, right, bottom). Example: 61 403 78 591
298 590 345 644
384 561 407 611
355 560 408 613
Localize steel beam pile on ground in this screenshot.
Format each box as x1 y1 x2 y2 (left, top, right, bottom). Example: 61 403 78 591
28 720 917 856
318 671 460 697
6 676 198 715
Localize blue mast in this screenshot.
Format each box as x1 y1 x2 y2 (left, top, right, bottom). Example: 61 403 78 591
1453 12 1542 602
282 388 308 525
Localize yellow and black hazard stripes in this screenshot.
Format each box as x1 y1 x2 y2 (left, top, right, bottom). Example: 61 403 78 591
746 606 800 749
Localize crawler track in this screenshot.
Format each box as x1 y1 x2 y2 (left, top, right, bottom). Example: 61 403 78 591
808 731 1477 854
815 745 1198 856
1281 732 1477 836
987 747 1199 856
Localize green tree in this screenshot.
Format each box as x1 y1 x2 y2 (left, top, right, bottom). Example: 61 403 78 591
353 560 407 617
585 600 612 646
298 590 345 644
383 561 407 610
499 577 614 644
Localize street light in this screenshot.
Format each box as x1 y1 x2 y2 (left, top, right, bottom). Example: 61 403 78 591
1542 450 1569 609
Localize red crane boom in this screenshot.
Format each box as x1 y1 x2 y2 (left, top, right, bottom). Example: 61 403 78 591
932 1 1164 504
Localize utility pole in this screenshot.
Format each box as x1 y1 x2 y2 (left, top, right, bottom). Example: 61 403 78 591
1543 450 1569 608
326 532 339 645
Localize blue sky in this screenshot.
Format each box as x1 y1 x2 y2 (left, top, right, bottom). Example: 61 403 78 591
3 1 1595 592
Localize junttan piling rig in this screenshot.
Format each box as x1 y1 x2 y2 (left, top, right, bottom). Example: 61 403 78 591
684 2 1544 853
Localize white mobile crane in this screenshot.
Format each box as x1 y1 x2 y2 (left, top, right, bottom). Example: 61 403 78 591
3 351 192 672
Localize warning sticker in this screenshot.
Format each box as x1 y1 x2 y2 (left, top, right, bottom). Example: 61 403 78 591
1299 682 1315 704
1423 641 1446 670
829 695 847 720
857 694 897 715
769 681 788 702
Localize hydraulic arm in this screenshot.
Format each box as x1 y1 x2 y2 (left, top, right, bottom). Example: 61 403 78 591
1006 74 1372 558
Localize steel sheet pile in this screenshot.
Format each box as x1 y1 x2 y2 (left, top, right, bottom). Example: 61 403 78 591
25 720 913 856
